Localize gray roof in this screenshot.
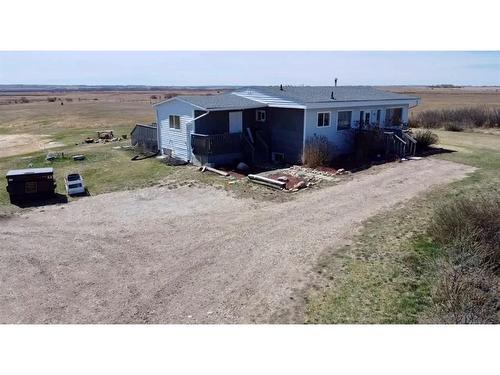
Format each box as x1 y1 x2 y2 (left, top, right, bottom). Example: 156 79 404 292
245 86 419 104
177 93 264 110
158 86 419 110
6 167 54 177
135 123 156 129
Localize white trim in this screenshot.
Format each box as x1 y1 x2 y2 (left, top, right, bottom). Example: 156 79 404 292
191 110 210 123
168 115 181 130
316 111 331 128
155 107 161 153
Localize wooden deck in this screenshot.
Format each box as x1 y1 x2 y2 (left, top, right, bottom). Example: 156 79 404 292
191 132 242 156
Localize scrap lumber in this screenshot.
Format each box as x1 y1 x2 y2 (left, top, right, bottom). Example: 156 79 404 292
247 174 286 189
200 166 230 177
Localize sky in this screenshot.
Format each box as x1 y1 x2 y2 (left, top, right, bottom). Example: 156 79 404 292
0 51 499 86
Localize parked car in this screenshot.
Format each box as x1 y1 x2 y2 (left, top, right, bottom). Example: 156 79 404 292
65 173 86 196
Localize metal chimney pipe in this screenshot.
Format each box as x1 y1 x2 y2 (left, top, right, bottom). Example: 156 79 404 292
334 78 338 87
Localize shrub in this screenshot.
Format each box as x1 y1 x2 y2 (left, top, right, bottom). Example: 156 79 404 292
414 129 439 150
303 135 334 168
426 193 500 323
429 193 500 267
352 129 385 161
432 237 499 323
412 106 500 129
490 109 500 127
443 122 464 132
47 97 57 102
407 118 422 128
19 97 29 103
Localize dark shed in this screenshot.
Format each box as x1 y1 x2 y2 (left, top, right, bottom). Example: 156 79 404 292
6 167 57 203
131 123 158 152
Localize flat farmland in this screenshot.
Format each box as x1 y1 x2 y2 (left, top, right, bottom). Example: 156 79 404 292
383 86 500 114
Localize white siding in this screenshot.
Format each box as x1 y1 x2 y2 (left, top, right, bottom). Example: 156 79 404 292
305 108 353 154
155 99 196 162
304 104 411 155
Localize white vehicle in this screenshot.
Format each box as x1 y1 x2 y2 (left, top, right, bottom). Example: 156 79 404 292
65 173 86 196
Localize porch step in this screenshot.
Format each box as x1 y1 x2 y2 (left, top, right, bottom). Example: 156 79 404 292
383 130 417 158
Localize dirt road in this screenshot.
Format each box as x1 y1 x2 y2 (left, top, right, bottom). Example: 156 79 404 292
0 158 474 323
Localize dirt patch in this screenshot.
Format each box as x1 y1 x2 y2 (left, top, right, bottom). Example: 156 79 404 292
0 158 475 323
313 166 338 174
0 134 64 158
267 173 305 190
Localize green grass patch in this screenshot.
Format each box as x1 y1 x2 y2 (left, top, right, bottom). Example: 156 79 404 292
306 130 500 323
0 143 178 212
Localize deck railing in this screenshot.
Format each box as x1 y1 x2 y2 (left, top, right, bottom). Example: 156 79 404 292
191 132 242 156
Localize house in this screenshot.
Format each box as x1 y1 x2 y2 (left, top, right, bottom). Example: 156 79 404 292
131 123 158 152
153 86 420 166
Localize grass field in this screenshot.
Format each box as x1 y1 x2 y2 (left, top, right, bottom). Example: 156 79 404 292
0 90 219 214
384 86 500 114
306 130 500 323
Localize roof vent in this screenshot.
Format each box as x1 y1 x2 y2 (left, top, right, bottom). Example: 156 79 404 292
335 77 338 87
331 91 335 100
280 84 284 91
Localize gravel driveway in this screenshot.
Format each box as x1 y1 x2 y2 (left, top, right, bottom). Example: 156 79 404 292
0 158 474 323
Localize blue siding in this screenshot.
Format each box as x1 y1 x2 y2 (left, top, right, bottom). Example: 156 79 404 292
194 110 228 134
267 107 304 164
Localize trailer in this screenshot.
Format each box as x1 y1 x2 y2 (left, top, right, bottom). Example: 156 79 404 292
5 167 57 204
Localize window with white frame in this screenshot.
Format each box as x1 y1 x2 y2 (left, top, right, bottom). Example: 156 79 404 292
256 109 266 122
169 115 180 129
337 111 352 130
317 112 330 127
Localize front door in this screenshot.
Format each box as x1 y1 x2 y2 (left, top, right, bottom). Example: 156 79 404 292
229 111 243 134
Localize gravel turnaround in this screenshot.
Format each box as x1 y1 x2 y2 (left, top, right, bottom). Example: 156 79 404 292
0 158 474 323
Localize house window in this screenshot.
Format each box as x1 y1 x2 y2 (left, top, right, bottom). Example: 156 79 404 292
169 115 180 129
256 110 266 122
385 108 403 126
337 111 352 130
317 112 330 127
376 109 381 123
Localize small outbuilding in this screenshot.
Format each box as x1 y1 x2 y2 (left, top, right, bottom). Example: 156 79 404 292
130 123 158 152
6 167 57 204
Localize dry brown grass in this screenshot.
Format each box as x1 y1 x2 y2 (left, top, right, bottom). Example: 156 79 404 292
302 135 334 168
384 86 500 114
0 89 217 157
426 193 500 323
